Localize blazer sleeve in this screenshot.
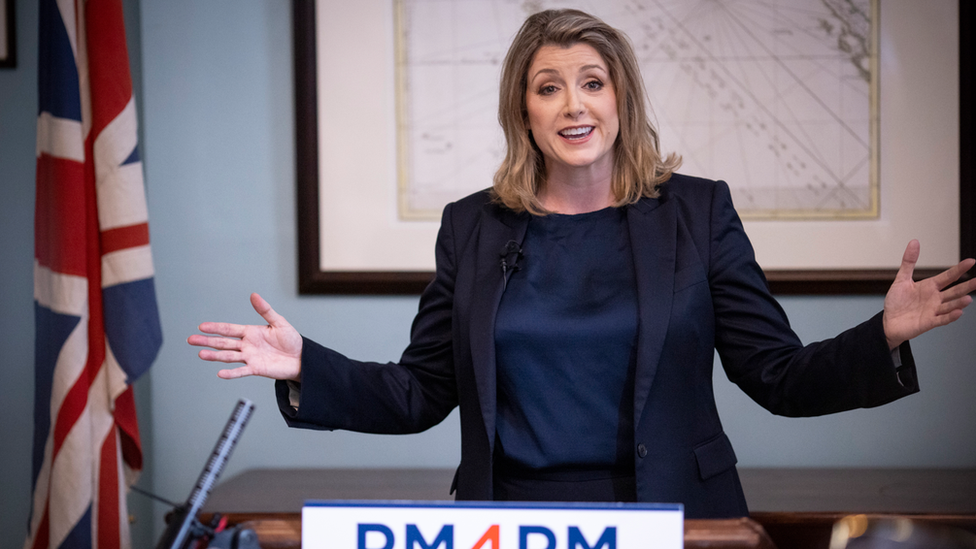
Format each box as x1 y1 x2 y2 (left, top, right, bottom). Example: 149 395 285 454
704 180 919 417
274 202 462 434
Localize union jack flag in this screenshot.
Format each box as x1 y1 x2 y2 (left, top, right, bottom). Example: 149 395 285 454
27 0 162 547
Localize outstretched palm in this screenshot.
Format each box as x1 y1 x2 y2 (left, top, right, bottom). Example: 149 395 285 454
883 240 976 350
188 293 303 381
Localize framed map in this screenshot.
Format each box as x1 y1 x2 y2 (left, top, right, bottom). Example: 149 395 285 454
295 0 971 294
396 0 879 222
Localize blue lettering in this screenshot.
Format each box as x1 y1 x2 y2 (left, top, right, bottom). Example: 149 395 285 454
356 521 617 549
358 524 394 549
568 526 616 549
407 524 454 549
520 526 555 549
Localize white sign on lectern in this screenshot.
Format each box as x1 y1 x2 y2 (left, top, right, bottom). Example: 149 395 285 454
302 500 683 549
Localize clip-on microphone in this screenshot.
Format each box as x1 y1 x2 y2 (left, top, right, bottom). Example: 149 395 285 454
499 240 524 289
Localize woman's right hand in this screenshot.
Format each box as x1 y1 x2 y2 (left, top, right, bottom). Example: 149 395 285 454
188 293 303 381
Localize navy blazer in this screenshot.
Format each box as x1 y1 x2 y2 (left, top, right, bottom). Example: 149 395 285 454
277 174 918 518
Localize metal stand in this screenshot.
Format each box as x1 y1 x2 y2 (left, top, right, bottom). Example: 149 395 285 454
155 399 256 549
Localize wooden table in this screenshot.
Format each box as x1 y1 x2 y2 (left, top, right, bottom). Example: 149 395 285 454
200 468 976 549
739 468 976 548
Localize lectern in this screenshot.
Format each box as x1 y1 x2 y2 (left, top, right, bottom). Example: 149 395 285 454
200 468 976 549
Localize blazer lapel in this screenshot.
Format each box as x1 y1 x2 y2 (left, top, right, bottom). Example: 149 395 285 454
467 205 529 452
627 196 677 428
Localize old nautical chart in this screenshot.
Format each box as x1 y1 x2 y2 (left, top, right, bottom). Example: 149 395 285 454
394 0 878 221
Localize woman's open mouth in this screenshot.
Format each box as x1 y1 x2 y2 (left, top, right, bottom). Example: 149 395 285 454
559 126 594 141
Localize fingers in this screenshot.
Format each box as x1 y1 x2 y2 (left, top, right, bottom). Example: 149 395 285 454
192 294 286 340
187 334 241 351
934 308 965 329
250 292 289 329
930 258 975 289
896 240 974 292
197 348 244 363
196 321 246 338
937 294 974 316
217 367 253 380
189 293 297 381
894 239 920 283
939 273 976 301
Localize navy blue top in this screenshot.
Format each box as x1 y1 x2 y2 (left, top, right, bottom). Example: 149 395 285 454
494 206 639 487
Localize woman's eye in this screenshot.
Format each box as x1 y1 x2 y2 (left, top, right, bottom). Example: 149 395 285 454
584 80 604 90
538 84 558 95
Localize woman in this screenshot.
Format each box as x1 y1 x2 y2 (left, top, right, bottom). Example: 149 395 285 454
189 10 975 518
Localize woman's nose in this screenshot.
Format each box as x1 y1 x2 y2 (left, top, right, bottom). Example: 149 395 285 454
563 89 584 118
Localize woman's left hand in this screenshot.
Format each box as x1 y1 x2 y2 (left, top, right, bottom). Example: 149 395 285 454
883 240 976 350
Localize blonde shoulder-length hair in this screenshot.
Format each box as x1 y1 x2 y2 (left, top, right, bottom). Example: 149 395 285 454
492 9 681 215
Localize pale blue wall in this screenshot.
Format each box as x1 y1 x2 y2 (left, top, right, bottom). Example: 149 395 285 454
2 1 974 548
0 0 39 547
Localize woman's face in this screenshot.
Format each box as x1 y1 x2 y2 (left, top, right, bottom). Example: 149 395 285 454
524 43 619 180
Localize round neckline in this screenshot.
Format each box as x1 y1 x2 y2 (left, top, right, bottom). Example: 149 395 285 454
543 205 619 220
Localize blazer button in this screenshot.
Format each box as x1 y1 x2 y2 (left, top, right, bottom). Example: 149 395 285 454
637 443 647 458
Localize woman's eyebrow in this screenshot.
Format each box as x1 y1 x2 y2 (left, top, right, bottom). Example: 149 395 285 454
579 64 607 73
529 67 560 82
530 64 607 82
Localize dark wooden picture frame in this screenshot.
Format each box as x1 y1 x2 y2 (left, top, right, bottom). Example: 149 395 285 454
295 0 973 295
0 0 15 68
